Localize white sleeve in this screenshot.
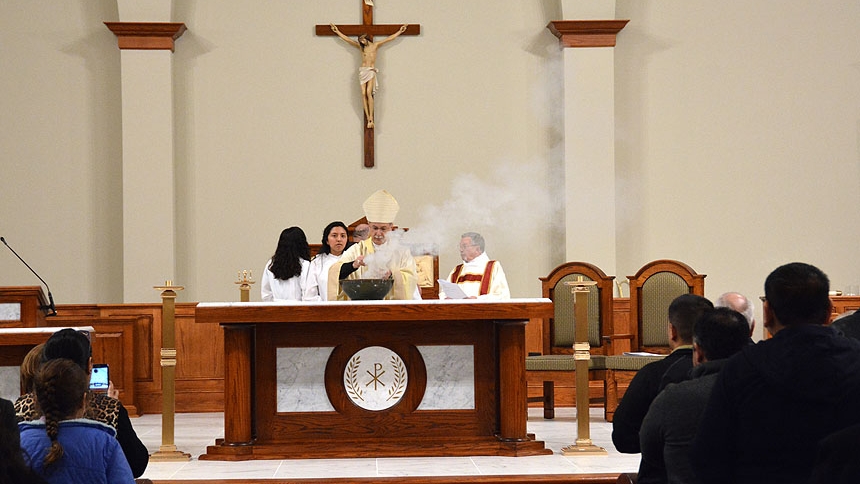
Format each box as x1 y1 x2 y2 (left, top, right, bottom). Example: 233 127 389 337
303 257 322 301
261 260 274 302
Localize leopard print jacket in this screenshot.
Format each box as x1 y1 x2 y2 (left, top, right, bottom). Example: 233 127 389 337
14 391 120 429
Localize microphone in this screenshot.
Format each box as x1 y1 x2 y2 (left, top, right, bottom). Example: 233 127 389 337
1 236 57 316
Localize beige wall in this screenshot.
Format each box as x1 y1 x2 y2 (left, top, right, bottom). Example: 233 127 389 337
614 0 860 339
1 1 859 341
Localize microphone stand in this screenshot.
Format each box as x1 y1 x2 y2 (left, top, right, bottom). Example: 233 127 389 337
0 236 57 316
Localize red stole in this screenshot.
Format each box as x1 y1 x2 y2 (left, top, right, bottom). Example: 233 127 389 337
449 260 496 296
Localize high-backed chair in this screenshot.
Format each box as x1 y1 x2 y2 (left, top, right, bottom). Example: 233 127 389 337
603 259 705 421
629 259 705 353
526 262 613 418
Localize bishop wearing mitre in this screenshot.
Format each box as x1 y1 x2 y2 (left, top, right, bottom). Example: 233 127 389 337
327 190 418 300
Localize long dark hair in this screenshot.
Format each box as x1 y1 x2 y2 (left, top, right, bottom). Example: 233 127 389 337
319 221 349 255
268 227 310 280
34 358 89 470
1 397 48 483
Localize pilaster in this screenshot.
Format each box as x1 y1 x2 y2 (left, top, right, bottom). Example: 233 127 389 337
106 1 185 302
550 9 627 279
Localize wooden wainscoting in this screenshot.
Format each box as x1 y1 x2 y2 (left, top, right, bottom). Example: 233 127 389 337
48 315 140 415
50 303 223 415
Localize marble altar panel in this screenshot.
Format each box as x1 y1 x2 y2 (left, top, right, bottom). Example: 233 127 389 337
416 345 474 410
0 366 20 401
276 347 336 412
0 303 21 321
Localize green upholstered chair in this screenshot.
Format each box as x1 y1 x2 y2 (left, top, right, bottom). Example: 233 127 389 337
526 262 614 418
603 259 705 421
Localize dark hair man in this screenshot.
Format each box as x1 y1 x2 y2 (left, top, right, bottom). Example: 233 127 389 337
612 293 714 453
638 307 750 483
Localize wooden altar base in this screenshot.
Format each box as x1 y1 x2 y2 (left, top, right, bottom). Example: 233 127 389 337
201 434 551 461
196 300 554 462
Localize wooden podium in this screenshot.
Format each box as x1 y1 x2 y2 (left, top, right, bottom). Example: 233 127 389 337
0 286 50 329
197 299 554 460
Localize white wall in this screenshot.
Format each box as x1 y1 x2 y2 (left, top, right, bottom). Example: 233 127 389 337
0 1 122 303
1 1 858 342
615 0 860 338
169 1 563 303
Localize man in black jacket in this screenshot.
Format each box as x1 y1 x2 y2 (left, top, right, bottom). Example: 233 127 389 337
638 307 750 483
611 293 713 453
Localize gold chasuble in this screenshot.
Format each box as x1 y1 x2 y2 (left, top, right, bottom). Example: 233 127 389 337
327 238 418 301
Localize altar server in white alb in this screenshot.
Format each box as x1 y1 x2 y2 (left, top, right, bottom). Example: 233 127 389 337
261 226 311 301
327 190 418 300
440 232 510 300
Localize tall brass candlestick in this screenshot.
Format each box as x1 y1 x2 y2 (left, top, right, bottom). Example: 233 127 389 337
562 277 607 455
150 280 191 462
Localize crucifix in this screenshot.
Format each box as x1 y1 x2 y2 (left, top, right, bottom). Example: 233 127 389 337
316 0 420 168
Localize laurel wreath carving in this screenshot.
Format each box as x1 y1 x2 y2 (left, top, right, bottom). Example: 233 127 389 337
345 355 364 401
386 355 407 401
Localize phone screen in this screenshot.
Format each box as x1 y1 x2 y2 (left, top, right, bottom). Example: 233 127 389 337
89 364 109 391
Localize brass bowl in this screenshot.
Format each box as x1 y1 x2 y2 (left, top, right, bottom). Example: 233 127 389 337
340 278 394 300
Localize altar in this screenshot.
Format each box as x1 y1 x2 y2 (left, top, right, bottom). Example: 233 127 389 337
196 298 553 460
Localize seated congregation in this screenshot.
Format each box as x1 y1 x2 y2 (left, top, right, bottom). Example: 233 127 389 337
604 262 860 484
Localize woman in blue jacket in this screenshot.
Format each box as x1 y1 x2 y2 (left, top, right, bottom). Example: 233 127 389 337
19 358 135 484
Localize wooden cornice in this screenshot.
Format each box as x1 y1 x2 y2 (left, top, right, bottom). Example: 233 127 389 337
104 22 187 52
547 20 629 48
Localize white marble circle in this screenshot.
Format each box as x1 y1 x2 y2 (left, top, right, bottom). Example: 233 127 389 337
343 346 408 411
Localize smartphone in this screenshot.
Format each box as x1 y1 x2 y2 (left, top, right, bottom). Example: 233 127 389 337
89 364 109 391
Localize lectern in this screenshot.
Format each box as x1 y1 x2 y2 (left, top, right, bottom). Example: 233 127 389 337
0 286 50 329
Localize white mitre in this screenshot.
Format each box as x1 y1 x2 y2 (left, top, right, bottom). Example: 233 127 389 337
363 189 399 223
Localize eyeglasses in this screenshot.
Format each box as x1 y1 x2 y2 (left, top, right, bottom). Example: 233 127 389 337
759 296 766 302
457 244 477 250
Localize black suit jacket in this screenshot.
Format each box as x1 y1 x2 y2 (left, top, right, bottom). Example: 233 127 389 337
611 347 693 453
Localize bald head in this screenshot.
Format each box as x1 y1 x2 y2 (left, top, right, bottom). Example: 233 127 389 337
714 292 755 334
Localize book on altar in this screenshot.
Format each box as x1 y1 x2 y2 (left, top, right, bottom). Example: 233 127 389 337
438 279 467 299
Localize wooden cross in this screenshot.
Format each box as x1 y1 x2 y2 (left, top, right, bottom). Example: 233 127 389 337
316 1 420 168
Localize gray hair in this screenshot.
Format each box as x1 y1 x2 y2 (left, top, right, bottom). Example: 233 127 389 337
714 292 755 328
461 232 485 252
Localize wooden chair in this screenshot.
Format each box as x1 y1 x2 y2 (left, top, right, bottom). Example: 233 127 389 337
603 259 705 421
526 262 614 418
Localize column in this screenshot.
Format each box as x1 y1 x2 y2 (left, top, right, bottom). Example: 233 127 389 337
553 1 627 278
106 0 186 302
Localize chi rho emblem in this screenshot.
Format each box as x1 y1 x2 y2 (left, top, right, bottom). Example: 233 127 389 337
343 346 407 411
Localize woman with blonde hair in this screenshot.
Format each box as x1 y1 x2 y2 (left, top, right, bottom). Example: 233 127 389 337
19 343 44 395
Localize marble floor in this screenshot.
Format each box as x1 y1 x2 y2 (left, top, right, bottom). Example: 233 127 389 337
135 408 640 480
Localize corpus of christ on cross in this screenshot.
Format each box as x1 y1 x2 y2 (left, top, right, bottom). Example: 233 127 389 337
316 0 420 168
